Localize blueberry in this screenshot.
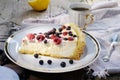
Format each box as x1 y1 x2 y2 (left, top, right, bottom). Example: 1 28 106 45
44 40 47 44
63 38 68 40
34 33 37 35
69 60 74 64
53 28 56 32
60 62 66 67
58 28 62 32
69 33 73 36
68 31 72 34
47 60 52 65
0 49 3 55
34 54 38 58
56 33 60 37
73 35 77 37
36 36 40 40
39 60 44 65
66 26 71 30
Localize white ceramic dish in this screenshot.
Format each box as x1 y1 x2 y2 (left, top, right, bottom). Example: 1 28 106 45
0 66 19 80
4 25 100 73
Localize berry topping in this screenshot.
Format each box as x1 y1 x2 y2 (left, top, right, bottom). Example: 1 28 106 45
60 62 66 67
69 33 73 36
55 32 60 37
58 28 62 32
63 38 68 40
39 60 44 65
52 28 56 32
69 60 74 64
45 35 50 39
68 37 74 41
68 31 73 36
37 35 45 42
34 54 39 58
27 33 35 40
39 32 42 34
62 25 66 30
68 31 72 34
66 26 71 30
50 34 56 39
62 32 68 36
53 37 62 45
44 33 50 39
47 60 52 65
34 33 37 35
48 28 56 35
44 40 47 44
73 35 77 37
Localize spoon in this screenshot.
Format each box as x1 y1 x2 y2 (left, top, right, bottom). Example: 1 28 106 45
103 34 119 62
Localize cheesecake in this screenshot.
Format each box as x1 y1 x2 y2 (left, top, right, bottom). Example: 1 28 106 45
19 23 86 60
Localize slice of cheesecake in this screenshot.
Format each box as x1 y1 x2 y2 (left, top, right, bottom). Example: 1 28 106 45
19 23 86 60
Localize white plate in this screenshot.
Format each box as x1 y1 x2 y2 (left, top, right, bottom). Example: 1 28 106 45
0 66 19 80
4 25 100 73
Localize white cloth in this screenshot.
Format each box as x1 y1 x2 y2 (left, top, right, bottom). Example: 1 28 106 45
21 1 120 78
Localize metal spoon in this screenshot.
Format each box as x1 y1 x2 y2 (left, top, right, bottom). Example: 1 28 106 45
103 34 119 62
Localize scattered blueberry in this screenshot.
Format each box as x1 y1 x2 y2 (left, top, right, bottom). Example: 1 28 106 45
47 60 52 65
60 62 66 67
34 54 39 58
69 60 74 64
39 60 44 65
0 49 4 55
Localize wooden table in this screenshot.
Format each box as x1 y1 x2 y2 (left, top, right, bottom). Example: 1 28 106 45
0 0 120 80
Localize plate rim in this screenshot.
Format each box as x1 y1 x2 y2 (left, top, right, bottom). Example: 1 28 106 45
4 25 100 73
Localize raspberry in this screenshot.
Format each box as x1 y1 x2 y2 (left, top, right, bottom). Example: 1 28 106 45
36 35 45 41
27 33 35 40
68 37 74 41
53 37 62 45
50 34 56 39
62 32 68 36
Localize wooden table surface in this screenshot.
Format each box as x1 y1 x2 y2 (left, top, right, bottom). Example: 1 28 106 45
0 0 120 80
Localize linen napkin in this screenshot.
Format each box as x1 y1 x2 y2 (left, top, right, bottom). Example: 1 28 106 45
16 1 120 78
